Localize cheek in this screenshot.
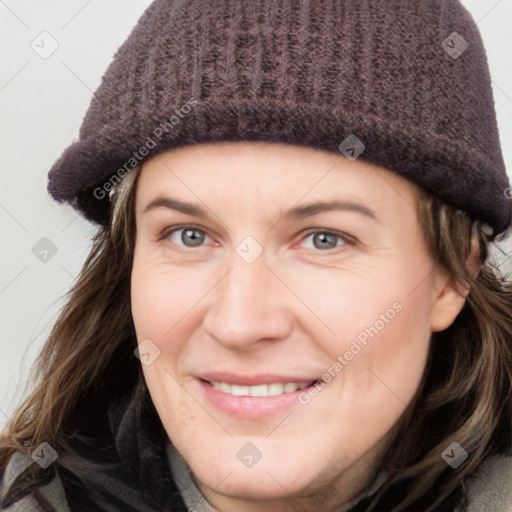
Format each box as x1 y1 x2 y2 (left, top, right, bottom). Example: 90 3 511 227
130 257 203 443
130 252 217 399
292 260 432 356
327 282 432 432
130 256 188 414
303 261 433 424
130 250 201 343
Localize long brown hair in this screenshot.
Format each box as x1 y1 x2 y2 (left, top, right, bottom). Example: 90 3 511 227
1 164 511 512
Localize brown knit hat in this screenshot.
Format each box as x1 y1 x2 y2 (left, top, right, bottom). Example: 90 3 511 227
47 0 511 238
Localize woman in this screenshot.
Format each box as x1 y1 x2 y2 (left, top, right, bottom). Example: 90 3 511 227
1 1 511 511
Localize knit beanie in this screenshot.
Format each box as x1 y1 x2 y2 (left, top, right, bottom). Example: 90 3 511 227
47 0 511 238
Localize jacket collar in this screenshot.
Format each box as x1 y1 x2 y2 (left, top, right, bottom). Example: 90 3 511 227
59 381 188 511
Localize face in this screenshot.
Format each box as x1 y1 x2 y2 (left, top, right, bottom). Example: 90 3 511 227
131 142 465 511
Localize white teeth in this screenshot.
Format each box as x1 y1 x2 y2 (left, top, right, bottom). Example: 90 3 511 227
250 384 268 397
230 385 250 396
283 382 297 393
219 382 231 393
210 381 313 397
268 383 285 396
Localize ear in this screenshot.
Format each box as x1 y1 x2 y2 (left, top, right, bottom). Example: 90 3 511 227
430 239 482 332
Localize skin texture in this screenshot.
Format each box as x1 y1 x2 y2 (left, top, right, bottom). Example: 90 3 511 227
131 141 471 512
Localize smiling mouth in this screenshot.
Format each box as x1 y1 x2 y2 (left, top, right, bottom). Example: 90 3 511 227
202 379 321 397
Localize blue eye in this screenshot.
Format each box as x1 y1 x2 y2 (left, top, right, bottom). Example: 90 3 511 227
167 227 211 248
301 231 349 251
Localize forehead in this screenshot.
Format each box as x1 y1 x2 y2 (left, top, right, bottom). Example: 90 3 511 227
134 141 420 219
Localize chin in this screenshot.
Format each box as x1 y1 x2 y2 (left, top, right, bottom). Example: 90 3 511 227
200 469 307 501
188 447 323 501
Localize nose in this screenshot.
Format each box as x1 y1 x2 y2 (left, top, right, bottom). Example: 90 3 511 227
202 259 293 350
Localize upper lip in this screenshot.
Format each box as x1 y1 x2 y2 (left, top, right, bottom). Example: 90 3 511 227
198 372 320 386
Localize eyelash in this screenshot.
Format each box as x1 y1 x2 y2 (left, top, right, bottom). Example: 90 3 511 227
159 224 356 254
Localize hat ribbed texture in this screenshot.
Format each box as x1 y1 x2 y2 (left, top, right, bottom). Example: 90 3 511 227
47 0 511 236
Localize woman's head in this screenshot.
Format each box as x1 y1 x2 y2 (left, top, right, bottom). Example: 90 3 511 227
129 141 480 509
2 0 512 511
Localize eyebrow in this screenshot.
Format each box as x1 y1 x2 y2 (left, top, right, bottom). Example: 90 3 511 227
285 200 379 222
142 197 379 223
142 197 209 218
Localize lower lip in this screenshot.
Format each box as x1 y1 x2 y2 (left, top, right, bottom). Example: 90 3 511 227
198 379 315 418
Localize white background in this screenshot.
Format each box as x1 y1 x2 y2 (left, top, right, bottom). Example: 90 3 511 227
1 0 511 431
